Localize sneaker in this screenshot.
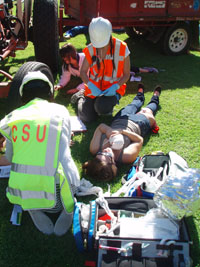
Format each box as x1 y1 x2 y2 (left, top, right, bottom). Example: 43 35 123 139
154 85 162 96
137 83 144 94
70 89 85 104
28 210 54 235
54 209 73 236
143 67 159 73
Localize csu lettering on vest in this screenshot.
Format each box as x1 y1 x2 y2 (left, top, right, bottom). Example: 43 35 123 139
0 98 74 213
12 123 47 143
83 37 127 98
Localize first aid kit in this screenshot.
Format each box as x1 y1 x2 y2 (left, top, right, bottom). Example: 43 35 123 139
120 151 188 199
73 197 192 267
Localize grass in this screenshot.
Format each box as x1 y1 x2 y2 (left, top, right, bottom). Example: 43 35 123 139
0 31 200 266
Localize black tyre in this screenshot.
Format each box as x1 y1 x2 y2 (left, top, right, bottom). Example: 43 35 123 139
162 22 191 55
33 0 59 74
6 61 54 114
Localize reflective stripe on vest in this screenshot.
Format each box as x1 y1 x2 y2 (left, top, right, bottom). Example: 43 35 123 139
7 187 54 200
0 99 74 212
83 37 127 98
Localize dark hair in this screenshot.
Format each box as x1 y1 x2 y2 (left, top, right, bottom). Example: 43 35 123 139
92 37 115 77
21 80 53 104
82 157 117 182
59 43 78 71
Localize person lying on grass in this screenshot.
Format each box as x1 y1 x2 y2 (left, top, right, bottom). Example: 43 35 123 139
83 83 161 181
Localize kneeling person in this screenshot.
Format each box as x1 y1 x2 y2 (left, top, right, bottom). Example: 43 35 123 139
0 70 80 236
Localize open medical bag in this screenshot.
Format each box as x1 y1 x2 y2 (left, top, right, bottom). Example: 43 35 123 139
122 153 178 198
73 197 192 267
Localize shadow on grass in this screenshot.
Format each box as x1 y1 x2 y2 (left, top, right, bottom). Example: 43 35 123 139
124 36 200 94
186 216 200 266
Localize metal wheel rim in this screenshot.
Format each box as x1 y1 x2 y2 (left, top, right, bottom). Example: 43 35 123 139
168 28 188 53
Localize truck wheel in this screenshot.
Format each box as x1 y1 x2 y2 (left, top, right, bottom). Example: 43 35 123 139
162 22 190 55
6 62 54 114
33 0 59 74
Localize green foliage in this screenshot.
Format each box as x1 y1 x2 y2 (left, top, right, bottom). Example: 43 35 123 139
0 32 200 266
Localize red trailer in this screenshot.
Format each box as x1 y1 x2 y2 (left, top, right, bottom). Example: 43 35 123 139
0 0 200 74
59 0 200 55
0 0 200 104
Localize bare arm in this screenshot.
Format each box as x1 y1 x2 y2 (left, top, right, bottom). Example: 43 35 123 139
80 57 90 84
90 123 113 155
118 55 130 87
59 107 80 187
121 129 143 143
120 129 143 164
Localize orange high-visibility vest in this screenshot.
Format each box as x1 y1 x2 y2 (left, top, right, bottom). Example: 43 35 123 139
83 37 127 98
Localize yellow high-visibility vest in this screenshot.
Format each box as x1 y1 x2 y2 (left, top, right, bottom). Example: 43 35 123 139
0 98 74 213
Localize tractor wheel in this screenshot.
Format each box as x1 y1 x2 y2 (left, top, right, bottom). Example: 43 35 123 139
33 0 59 74
6 61 54 114
162 22 191 55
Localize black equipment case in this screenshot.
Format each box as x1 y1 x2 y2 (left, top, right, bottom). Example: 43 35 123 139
73 197 192 267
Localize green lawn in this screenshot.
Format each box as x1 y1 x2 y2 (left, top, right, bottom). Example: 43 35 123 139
0 32 200 266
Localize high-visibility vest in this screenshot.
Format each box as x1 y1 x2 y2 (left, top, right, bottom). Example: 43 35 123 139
83 37 127 98
0 98 74 213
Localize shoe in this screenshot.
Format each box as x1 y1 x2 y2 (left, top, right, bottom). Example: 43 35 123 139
54 209 73 236
143 67 159 73
130 71 135 76
28 210 54 235
154 85 162 96
137 83 144 94
70 89 85 104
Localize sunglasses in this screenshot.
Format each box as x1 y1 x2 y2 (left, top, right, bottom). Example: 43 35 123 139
97 151 113 161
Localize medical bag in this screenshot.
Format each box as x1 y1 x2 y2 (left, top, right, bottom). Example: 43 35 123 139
73 197 192 267
122 152 189 198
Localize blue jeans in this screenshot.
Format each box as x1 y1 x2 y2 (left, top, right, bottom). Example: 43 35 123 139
65 26 88 37
113 92 159 137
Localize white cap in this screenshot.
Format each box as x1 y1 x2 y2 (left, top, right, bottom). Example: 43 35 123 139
109 134 124 150
19 71 54 97
89 17 112 48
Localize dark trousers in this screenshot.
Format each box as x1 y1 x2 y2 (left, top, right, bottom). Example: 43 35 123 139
77 95 118 123
113 92 159 137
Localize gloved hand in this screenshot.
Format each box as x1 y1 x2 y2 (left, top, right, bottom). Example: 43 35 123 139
87 81 102 97
103 84 120 96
